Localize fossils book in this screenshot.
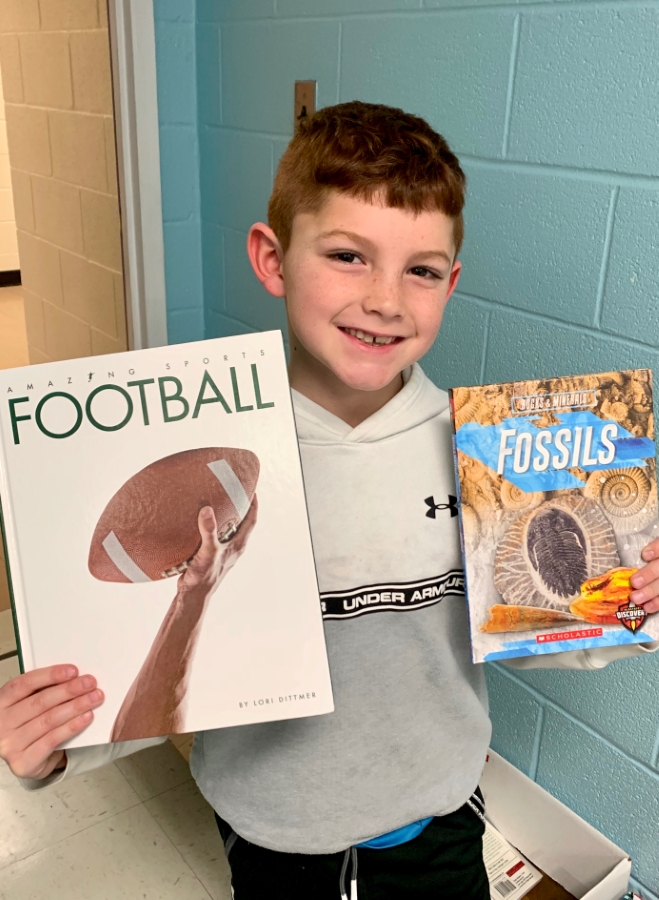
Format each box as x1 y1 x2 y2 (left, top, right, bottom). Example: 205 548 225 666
0 332 333 747
449 370 659 663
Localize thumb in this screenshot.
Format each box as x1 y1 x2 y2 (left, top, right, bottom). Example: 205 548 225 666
197 506 220 555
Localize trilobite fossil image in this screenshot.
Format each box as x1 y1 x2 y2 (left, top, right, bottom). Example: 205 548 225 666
494 495 620 610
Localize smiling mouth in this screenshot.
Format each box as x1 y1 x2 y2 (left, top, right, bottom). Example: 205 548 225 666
340 327 402 346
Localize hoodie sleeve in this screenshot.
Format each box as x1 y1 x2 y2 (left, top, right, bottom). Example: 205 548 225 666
18 735 168 792
502 641 659 671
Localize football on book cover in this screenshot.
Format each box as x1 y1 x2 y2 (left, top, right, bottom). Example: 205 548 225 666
0 332 333 747
449 370 659 663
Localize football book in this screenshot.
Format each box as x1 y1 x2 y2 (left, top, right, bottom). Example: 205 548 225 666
0 331 333 747
449 370 659 663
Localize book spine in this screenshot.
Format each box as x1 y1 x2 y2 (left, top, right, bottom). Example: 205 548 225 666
448 389 479 661
0 482 25 674
0 403 37 674
650 369 655 442
447 390 465 556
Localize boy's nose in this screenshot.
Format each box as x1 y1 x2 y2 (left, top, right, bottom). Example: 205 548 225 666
362 277 404 318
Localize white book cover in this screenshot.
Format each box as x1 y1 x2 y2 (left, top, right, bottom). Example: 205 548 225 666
0 331 333 747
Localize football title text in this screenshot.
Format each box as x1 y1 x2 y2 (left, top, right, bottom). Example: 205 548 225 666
5 362 275 445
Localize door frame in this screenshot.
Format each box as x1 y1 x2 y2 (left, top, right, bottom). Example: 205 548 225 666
108 0 168 349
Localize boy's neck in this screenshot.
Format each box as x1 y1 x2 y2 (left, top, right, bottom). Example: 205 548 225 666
288 351 404 428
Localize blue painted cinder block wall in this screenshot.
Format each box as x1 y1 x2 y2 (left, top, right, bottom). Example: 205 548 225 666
155 0 659 893
153 0 205 343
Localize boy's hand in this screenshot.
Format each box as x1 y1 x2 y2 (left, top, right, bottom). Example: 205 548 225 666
630 537 659 613
0 666 104 780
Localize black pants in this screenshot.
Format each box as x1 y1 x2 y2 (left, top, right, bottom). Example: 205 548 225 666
214 793 489 900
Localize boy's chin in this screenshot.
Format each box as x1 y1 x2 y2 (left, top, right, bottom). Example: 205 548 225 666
333 365 405 394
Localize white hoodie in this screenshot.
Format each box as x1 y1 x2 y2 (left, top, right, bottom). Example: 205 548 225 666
22 365 657 854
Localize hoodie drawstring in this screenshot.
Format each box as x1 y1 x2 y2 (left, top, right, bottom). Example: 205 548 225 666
339 846 358 900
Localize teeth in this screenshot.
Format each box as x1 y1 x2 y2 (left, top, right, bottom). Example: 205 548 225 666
345 328 396 345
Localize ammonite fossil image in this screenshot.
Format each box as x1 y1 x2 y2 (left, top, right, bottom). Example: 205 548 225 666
584 467 657 535
494 494 619 610
500 480 545 513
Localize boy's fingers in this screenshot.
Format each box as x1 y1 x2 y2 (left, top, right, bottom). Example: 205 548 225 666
11 689 104 755
631 577 659 607
642 598 659 615
641 537 659 561
3 675 98 732
0 665 79 712
9 712 94 780
630 555 659 607
631 558 659 590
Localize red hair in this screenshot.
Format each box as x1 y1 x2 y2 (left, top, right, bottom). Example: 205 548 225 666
269 101 466 255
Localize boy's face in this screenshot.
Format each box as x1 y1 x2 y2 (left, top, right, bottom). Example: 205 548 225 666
280 192 461 398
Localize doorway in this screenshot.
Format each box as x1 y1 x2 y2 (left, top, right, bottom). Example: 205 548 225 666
0 63 26 373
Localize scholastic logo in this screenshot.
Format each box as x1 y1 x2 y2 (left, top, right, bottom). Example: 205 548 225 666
537 628 603 643
320 571 464 620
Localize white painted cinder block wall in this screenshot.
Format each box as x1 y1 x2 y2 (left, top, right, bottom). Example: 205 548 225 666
0 67 18 271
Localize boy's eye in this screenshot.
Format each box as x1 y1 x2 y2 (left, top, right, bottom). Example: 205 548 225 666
330 251 361 265
409 266 441 280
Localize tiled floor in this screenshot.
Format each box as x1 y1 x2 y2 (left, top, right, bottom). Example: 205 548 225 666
0 284 29 370
0 612 232 900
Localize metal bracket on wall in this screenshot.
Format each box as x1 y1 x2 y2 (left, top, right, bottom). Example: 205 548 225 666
294 81 317 133
108 0 168 350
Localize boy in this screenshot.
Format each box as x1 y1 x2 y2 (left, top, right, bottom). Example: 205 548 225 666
1 102 658 899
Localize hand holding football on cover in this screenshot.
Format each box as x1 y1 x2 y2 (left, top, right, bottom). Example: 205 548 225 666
0 666 103 780
630 537 659 614
110 496 259 741
177 496 259 598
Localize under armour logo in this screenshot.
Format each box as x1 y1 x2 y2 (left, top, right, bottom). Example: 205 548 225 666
424 495 458 519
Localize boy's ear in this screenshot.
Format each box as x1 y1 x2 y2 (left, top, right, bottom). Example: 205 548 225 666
445 259 462 303
247 223 286 298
